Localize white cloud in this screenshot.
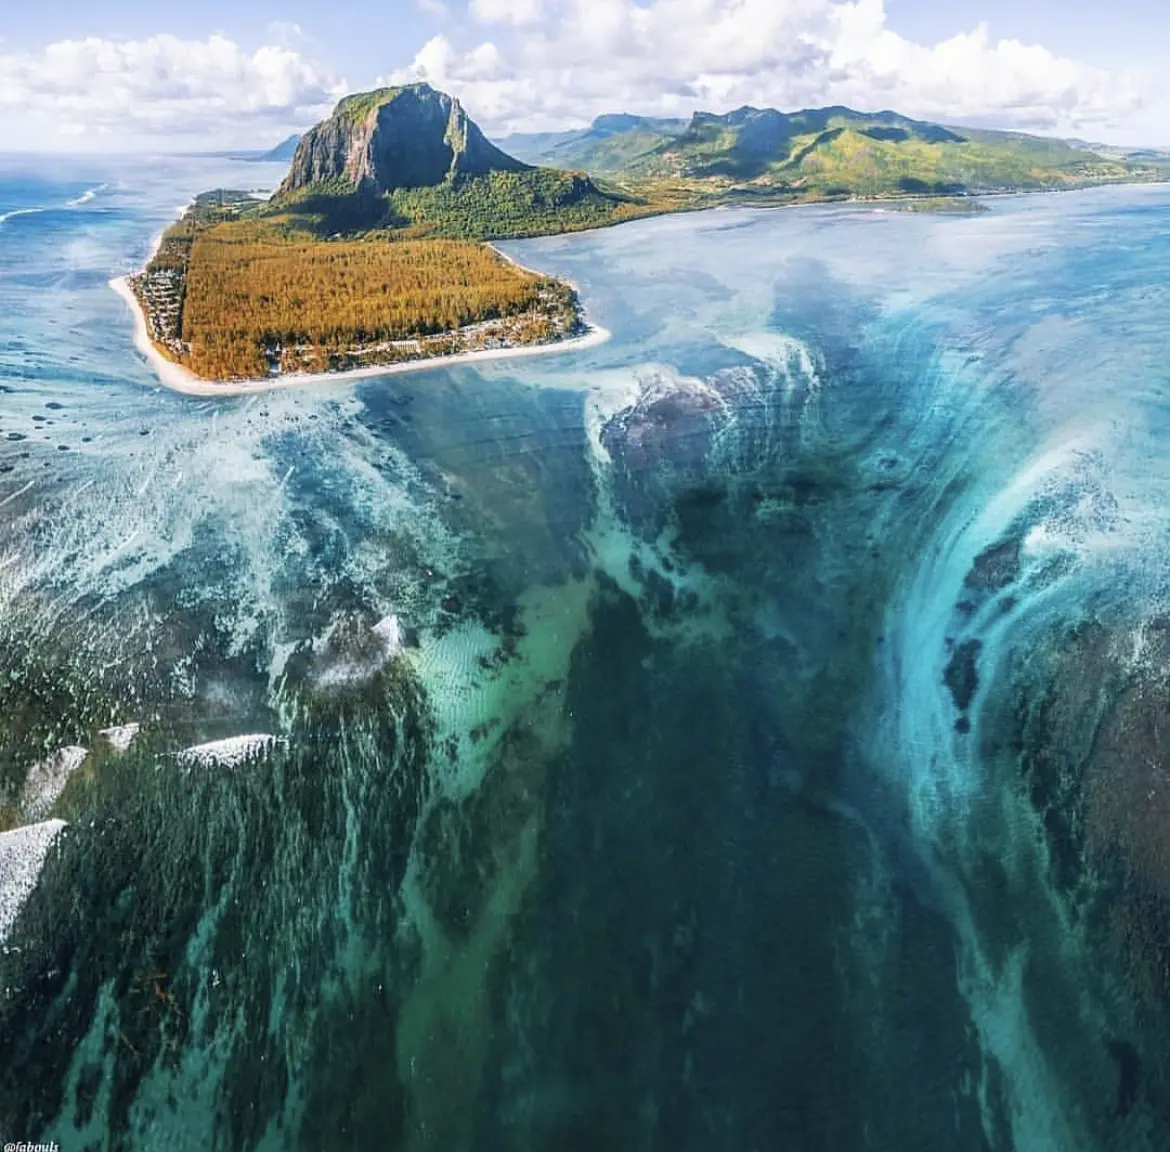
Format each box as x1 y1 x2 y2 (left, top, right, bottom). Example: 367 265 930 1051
384 0 1153 140
0 34 346 150
471 0 544 25
1 2 1159 152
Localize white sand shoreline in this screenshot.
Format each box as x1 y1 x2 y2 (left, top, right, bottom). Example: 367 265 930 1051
110 217 611 398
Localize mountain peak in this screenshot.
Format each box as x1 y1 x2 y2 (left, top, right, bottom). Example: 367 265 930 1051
333 82 436 124
261 134 302 162
279 84 529 199
590 113 654 135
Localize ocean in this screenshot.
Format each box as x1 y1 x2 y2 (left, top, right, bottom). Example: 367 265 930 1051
3 157 1170 1150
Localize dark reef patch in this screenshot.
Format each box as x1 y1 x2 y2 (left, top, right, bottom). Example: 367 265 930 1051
965 536 1022 593
944 639 983 713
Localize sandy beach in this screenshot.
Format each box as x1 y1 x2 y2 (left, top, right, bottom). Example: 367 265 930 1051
110 229 611 398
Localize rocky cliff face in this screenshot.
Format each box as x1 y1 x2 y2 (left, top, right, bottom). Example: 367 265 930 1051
279 84 529 197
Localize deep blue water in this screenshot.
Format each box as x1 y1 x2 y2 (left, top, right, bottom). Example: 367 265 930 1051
4 162 1170 1149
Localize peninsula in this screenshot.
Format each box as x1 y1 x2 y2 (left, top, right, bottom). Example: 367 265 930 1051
117 83 1168 391
115 85 630 390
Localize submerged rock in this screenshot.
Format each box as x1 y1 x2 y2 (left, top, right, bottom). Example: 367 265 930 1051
21 745 87 820
965 537 1022 593
178 734 285 769
371 614 404 658
0 819 67 943
1107 1039 1142 1119
943 640 982 713
311 612 407 689
1015 618 1170 1003
99 722 140 753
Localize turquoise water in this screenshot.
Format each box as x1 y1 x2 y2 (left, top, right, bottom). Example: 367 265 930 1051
4 162 1170 1149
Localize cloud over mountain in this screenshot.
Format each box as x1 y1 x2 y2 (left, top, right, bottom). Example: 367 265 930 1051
386 0 1149 137
0 0 1153 151
0 34 345 147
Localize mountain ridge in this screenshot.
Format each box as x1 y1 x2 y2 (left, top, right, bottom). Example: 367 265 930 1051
126 83 1170 386
270 83 634 239
272 86 1168 223
256 134 302 163
493 103 1168 196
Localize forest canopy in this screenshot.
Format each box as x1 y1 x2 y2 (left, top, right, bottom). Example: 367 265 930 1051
131 210 581 381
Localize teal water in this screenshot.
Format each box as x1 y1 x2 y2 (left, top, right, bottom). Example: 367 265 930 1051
4 163 1170 1149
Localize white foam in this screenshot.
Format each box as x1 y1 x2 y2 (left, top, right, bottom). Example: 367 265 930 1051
372 614 404 658
312 614 407 689
66 184 107 208
178 734 285 768
21 746 88 820
721 331 820 392
0 480 35 509
99 723 140 753
718 331 823 448
0 819 67 944
0 206 45 227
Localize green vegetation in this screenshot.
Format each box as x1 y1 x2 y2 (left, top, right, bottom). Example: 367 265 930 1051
386 169 647 238
263 169 655 241
336 86 405 126
145 189 257 271
184 224 575 378
883 196 990 215
501 115 688 175
501 105 1167 205
272 84 638 239
128 85 1170 384
131 207 580 381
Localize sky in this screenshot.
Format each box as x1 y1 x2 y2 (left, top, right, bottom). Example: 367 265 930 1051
0 0 1166 152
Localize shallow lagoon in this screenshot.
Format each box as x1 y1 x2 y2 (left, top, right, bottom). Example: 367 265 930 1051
4 163 1170 1149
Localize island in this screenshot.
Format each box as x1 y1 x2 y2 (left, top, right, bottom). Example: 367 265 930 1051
115 83 1169 392
113 85 636 391
113 189 607 393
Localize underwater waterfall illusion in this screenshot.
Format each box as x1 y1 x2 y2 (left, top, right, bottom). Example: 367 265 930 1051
4 161 1170 1150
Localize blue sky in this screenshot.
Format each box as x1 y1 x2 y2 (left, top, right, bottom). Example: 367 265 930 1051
0 0 1164 150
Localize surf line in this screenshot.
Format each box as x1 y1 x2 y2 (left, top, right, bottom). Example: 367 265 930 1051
66 184 107 208
0 480 35 508
0 207 46 227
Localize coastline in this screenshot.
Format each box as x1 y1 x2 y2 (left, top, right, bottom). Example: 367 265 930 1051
111 213 611 398
112 179 1167 399
111 270 611 398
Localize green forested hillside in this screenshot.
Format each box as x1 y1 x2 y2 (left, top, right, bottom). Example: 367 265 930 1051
498 105 1165 203
268 168 645 240
130 199 583 381
385 169 645 238
498 114 687 174
271 83 636 238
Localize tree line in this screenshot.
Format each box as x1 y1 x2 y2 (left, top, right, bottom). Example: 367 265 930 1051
177 222 573 379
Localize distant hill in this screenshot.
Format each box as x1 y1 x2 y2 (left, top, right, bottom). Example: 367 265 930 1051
187 135 303 163
1066 138 1170 165
496 104 1163 201
271 83 633 237
497 114 687 173
254 134 302 163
